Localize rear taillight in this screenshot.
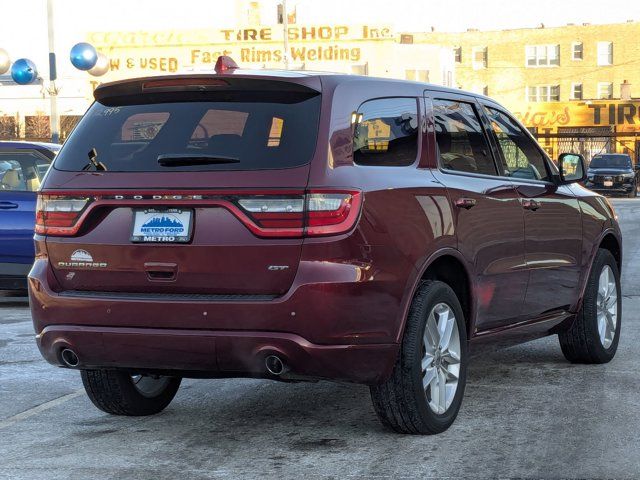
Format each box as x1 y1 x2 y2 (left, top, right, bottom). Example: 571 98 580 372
33 190 362 239
236 190 362 237
35 195 91 236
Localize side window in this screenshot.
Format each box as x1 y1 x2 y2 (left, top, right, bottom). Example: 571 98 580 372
0 152 48 192
353 97 419 167
485 107 549 181
433 99 497 175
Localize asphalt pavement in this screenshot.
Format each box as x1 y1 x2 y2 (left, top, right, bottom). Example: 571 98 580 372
1 198 639 479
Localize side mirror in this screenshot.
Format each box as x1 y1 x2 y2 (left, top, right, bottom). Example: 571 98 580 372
558 153 586 184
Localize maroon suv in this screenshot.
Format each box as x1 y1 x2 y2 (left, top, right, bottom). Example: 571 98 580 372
29 59 622 434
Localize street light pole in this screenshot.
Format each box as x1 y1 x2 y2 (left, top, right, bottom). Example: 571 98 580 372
47 0 60 143
282 0 289 70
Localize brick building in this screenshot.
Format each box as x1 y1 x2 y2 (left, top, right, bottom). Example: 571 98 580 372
413 22 640 161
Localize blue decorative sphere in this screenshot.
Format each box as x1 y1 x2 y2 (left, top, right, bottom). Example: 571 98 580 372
10 58 38 85
70 42 98 70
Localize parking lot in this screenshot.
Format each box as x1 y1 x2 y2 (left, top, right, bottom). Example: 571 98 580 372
0 198 638 479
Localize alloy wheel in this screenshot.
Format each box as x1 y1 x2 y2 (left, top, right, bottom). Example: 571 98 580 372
421 303 461 414
597 265 618 349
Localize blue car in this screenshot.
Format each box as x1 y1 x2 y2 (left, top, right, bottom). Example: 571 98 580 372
0 141 60 290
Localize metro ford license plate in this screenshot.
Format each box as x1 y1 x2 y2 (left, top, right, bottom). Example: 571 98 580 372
131 208 193 243
604 180 614 187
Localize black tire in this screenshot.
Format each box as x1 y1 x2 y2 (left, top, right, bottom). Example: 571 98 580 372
81 369 181 416
370 280 468 434
559 249 621 364
629 185 637 198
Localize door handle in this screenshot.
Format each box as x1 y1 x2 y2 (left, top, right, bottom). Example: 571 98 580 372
0 201 18 209
522 199 541 211
455 198 477 210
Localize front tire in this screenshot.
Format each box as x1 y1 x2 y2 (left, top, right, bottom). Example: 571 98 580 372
559 249 621 364
81 369 181 416
370 280 468 434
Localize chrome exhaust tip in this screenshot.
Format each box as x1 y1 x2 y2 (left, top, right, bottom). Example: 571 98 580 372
265 355 287 376
60 348 80 368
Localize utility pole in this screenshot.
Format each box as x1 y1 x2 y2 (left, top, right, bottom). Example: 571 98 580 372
282 0 289 70
47 0 60 143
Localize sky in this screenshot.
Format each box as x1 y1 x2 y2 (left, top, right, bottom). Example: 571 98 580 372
1 0 640 79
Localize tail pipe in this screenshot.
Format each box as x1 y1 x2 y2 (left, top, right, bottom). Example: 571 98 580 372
265 355 288 376
60 348 80 368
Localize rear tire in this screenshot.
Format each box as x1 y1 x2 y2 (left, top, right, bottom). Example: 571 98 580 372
559 249 621 364
370 280 468 434
81 369 181 416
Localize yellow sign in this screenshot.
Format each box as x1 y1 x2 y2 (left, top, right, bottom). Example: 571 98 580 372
88 25 393 47
513 101 640 132
88 25 393 77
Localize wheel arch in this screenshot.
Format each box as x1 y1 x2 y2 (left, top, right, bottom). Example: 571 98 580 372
397 249 475 343
599 232 621 271
573 228 622 313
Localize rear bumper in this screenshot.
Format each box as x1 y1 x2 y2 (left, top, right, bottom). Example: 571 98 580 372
36 324 397 383
29 258 406 384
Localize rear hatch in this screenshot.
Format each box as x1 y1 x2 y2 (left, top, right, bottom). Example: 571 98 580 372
38 75 328 297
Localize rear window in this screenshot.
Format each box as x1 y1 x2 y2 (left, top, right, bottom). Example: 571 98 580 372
54 94 321 172
590 155 632 169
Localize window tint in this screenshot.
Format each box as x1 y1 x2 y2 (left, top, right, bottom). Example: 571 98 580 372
54 94 321 172
190 110 248 140
485 107 549 181
353 97 419 167
433 99 496 175
0 152 50 192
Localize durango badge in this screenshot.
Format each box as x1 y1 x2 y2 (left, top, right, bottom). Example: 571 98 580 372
57 249 108 268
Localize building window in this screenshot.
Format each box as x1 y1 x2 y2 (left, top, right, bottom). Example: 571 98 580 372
598 82 613 99
527 85 560 102
572 42 583 60
454 46 462 63
405 69 429 82
597 42 613 65
571 83 583 100
525 45 560 67
472 47 487 69
400 34 414 44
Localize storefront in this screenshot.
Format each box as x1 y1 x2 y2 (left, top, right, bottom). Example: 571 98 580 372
512 100 640 163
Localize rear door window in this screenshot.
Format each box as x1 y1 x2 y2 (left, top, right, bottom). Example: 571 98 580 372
433 99 497 175
54 94 321 172
353 97 419 166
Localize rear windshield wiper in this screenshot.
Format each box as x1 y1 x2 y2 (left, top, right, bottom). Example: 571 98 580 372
157 154 240 167
81 148 107 171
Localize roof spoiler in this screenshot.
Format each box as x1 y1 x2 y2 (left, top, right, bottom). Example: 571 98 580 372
94 56 321 103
